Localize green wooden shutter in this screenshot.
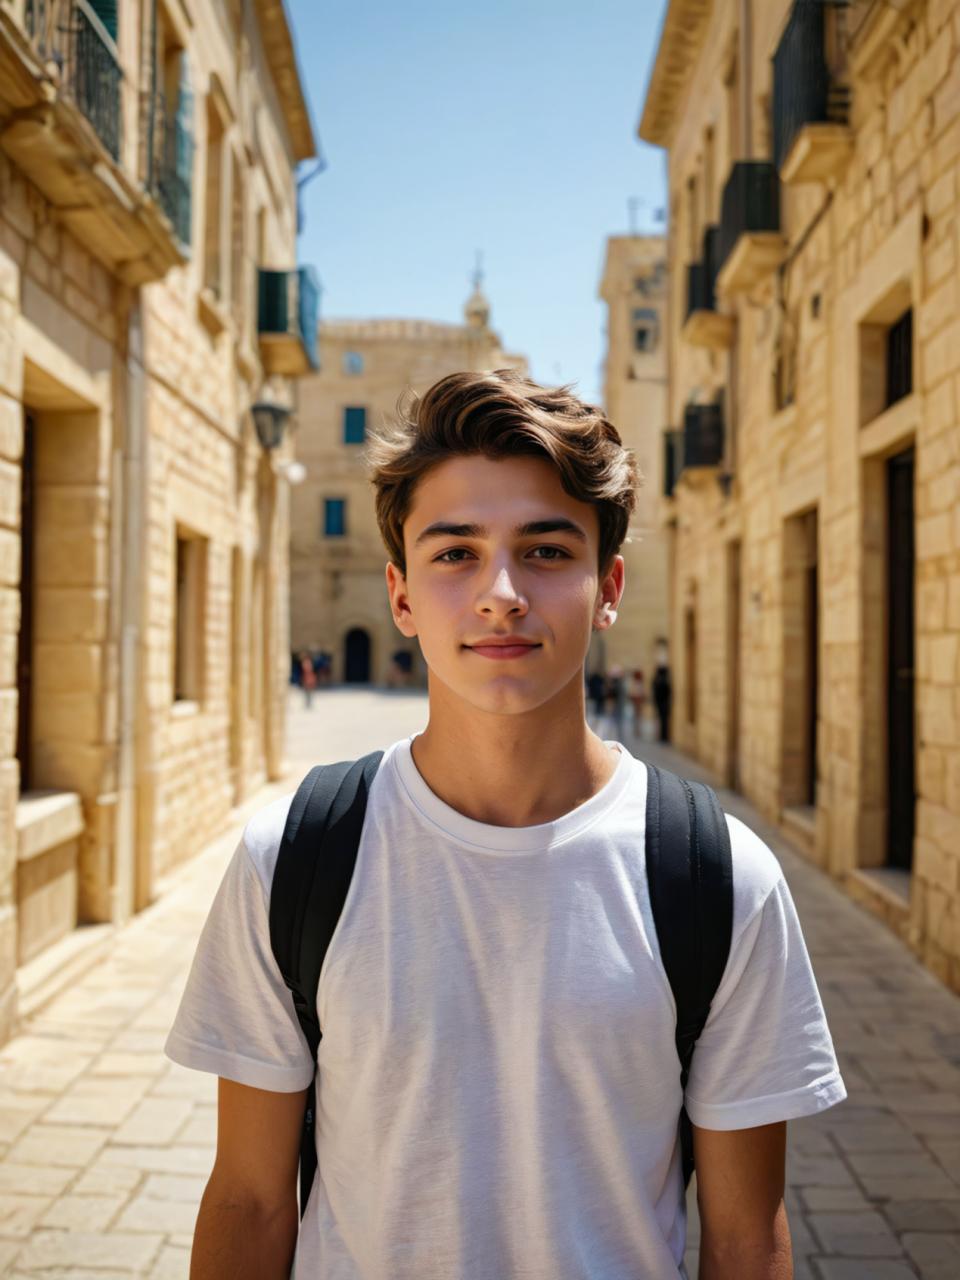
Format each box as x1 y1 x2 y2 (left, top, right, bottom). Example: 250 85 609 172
89 0 118 41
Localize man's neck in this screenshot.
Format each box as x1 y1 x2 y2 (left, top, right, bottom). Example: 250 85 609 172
410 676 620 829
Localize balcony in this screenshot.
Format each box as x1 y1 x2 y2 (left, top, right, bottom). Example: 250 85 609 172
663 429 681 499
683 403 724 471
773 0 852 185
682 225 734 350
715 162 786 296
0 1 186 284
142 90 194 248
258 267 321 376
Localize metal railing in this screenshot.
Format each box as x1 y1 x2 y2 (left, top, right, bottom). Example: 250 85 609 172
683 403 725 469
686 225 722 319
773 0 851 172
25 0 123 161
258 267 321 370
716 162 781 278
142 91 194 247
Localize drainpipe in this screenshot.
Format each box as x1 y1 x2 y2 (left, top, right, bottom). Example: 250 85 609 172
114 295 146 923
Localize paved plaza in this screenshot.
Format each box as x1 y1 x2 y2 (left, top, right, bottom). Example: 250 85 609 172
0 689 958 1278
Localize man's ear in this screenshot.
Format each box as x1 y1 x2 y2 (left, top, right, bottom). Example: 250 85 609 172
593 554 625 631
385 562 418 637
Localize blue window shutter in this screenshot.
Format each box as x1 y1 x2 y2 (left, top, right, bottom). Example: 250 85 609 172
324 499 346 537
343 406 367 444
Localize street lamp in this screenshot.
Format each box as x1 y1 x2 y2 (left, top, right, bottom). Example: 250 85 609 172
251 398 292 450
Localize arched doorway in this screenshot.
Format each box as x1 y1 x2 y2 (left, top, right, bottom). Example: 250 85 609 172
344 628 371 683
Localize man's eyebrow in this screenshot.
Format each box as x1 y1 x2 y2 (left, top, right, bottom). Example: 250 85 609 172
413 518 588 548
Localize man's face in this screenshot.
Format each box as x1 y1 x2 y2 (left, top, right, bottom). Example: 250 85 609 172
385 454 623 716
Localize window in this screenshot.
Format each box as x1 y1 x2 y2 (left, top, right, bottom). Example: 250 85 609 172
343 406 367 444
173 529 207 702
632 307 658 353
203 101 224 296
230 149 245 327
858 285 913 426
886 309 913 409
343 351 364 375
324 499 346 538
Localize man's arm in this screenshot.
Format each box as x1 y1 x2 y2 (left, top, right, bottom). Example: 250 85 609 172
692 1120 793 1280
191 1078 308 1280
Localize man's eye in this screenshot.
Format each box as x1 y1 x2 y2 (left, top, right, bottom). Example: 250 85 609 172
529 546 571 561
435 548 473 563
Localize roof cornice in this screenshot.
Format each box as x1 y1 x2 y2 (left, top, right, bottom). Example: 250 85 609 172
638 0 714 149
254 0 317 163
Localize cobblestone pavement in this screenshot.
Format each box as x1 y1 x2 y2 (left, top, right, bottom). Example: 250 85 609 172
0 688 956 1278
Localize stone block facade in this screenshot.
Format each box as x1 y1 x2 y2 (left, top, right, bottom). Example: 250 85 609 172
0 0 317 1042
640 0 960 991
596 236 671 695
291 295 527 686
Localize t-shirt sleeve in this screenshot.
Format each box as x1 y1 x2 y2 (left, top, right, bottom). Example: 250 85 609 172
164 841 314 1093
683 828 846 1132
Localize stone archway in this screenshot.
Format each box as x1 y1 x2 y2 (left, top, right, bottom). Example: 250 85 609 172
343 628 371 684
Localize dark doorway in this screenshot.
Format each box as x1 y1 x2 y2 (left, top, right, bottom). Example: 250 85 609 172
805 519 819 808
17 413 35 793
887 448 915 871
684 603 697 727
344 628 371 684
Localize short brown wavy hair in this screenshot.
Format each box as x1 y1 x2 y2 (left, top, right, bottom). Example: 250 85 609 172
367 369 640 574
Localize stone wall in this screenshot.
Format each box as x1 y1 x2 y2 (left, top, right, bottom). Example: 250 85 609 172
0 0 309 1041
647 0 960 990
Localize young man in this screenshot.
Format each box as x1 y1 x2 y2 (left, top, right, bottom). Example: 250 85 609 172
167 370 846 1279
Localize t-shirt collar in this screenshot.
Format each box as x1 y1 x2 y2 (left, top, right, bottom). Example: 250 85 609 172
391 735 636 854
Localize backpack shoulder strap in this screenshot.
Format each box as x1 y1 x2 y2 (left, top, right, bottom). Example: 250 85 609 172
268 750 383 1218
645 763 733 1182
269 750 384 1057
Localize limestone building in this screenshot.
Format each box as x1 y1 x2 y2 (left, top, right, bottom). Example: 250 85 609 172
0 0 317 1039
640 0 960 990
291 283 527 685
595 236 670 696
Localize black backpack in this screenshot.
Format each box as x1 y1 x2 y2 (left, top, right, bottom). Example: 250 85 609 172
269 753 733 1217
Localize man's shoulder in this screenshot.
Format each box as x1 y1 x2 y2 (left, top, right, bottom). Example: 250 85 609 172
241 791 297 897
239 746 400 897
722 809 785 932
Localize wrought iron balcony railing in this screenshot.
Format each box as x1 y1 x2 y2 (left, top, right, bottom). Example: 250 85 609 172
258 267 321 375
686 225 722 320
142 91 194 247
773 0 851 173
715 162 782 283
683 403 725 469
25 0 123 161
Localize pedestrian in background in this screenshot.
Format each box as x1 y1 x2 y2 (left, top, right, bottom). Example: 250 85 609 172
652 638 672 744
628 667 646 738
586 669 606 729
300 652 317 709
607 664 628 741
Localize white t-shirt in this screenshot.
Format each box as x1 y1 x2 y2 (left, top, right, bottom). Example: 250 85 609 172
166 739 845 1279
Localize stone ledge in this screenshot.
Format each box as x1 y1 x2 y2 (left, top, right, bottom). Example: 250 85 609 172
15 789 83 864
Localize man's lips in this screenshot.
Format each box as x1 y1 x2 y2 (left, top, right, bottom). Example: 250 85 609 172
463 638 542 660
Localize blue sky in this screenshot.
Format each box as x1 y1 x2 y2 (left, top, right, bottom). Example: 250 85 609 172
290 0 667 404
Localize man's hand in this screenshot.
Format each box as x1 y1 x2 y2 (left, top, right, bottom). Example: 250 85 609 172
692 1120 792 1279
191 1078 308 1280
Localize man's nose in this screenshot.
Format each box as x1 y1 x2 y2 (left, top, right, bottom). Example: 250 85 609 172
476 565 529 617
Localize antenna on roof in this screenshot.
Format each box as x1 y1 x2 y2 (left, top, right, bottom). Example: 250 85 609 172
628 197 641 235
472 249 484 291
